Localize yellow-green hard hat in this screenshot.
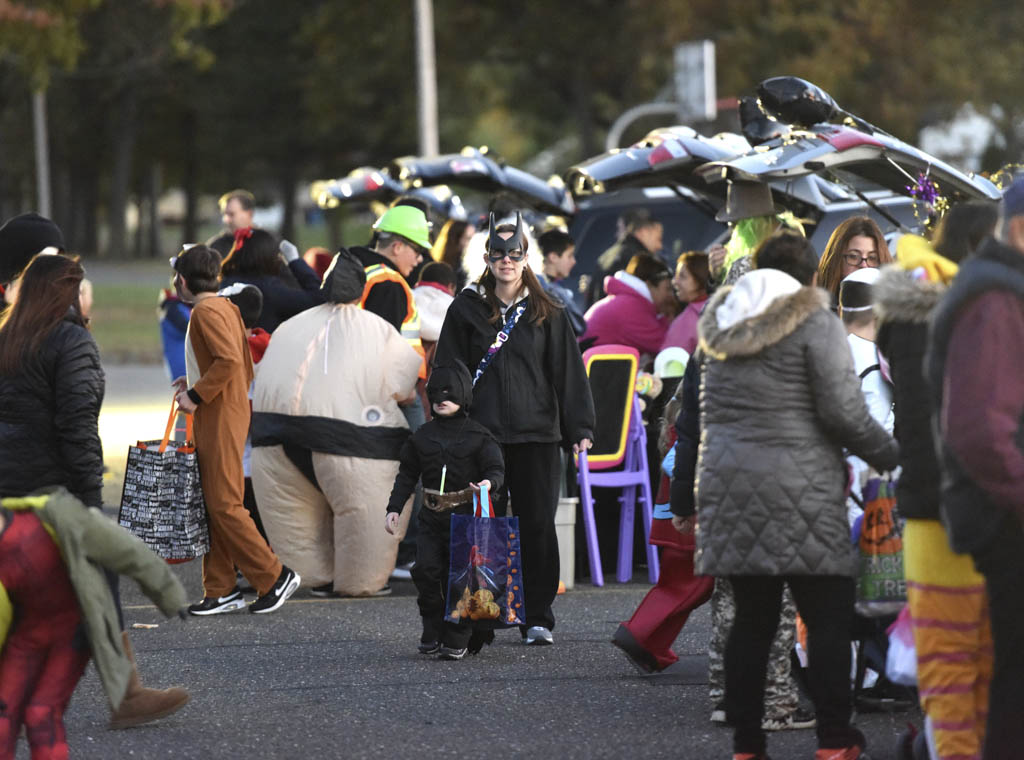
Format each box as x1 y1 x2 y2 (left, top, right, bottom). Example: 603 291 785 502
373 206 431 250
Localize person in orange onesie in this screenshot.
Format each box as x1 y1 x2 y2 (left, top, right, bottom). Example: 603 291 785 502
170 245 299 616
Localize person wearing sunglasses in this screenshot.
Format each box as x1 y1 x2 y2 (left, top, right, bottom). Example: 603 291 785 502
433 212 595 647
817 217 893 305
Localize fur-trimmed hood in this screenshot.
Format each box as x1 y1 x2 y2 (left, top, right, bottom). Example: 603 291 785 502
873 264 948 325
698 277 830 360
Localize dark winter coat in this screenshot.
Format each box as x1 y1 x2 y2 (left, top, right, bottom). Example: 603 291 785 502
874 266 947 521
386 413 504 514
220 258 324 333
351 246 410 331
0 316 105 506
694 279 899 577
926 237 1024 553
670 346 703 518
433 288 595 446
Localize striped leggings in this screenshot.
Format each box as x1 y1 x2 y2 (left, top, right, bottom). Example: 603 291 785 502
904 519 991 760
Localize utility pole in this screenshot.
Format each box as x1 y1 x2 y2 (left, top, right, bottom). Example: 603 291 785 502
604 40 716 151
32 89 51 217
413 0 439 157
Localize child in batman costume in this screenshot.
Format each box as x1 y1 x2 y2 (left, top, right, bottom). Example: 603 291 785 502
385 361 504 660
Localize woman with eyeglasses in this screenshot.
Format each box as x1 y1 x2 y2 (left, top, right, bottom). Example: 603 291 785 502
817 217 893 304
433 212 595 647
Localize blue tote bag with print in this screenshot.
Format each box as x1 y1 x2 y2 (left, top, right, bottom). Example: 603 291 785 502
445 484 526 628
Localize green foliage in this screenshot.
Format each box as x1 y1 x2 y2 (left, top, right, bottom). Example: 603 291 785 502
88 262 169 363
0 0 99 89
0 0 1022 262
682 0 1024 142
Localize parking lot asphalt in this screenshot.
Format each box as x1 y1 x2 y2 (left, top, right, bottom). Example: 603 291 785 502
35 364 918 760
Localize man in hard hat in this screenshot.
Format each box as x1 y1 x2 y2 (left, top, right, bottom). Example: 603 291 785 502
352 204 433 582
352 204 431 345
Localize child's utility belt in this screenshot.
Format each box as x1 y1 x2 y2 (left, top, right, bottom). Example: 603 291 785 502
423 487 474 512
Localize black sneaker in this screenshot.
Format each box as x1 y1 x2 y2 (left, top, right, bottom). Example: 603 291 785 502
418 640 441 655
310 583 337 598
438 645 467 660
249 566 300 614
188 587 247 616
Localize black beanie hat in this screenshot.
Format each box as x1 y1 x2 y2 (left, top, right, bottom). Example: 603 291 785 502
320 250 367 304
0 213 66 283
426 362 473 410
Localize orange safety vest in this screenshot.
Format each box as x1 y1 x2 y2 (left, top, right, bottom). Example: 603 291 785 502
360 263 427 379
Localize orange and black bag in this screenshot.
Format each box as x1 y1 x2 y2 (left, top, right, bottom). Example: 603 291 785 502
855 474 905 617
117 400 209 563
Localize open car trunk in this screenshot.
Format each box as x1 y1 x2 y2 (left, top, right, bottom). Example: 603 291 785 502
696 124 1001 204
388 148 574 216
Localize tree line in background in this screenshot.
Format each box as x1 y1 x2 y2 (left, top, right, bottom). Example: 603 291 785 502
0 0 1021 258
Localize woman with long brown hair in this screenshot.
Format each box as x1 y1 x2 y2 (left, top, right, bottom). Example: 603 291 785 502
0 253 103 505
433 212 595 646
817 216 893 301
430 219 475 291
0 252 189 729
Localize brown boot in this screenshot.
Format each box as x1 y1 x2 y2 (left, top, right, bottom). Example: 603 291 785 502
109 631 190 730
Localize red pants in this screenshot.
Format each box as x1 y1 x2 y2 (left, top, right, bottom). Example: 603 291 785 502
0 510 90 760
621 526 714 670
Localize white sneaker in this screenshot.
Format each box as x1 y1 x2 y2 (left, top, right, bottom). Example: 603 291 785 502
390 561 415 581
523 626 554 645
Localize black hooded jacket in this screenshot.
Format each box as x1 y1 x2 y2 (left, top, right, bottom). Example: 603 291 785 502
387 362 504 514
0 316 105 506
874 265 947 521
670 347 703 518
386 412 504 515
433 288 595 446
219 256 324 333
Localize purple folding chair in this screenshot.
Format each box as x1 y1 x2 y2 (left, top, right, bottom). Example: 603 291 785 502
577 345 659 586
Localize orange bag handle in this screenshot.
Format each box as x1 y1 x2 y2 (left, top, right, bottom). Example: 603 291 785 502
158 399 193 453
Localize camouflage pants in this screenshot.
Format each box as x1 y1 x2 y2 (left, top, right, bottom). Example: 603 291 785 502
709 577 799 720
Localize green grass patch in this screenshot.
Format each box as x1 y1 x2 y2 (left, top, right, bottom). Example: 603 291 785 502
88 262 171 365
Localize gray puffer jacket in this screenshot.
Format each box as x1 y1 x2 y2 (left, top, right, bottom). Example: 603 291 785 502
694 270 899 578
